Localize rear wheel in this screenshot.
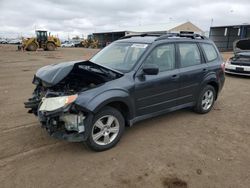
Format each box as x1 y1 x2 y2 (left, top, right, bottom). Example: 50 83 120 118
85 107 125 151
27 42 38 51
194 85 216 114
46 42 56 51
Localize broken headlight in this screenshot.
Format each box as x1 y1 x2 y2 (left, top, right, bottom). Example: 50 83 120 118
39 95 78 112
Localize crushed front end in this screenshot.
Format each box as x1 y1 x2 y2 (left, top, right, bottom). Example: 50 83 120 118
25 91 93 142
37 95 91 142
24 60 122 142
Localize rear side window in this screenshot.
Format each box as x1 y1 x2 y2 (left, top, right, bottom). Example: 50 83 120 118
201 43 218 62
179 43 201 68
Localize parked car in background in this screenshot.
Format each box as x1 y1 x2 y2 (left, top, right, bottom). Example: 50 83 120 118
225 38 250 76
8 39 22 44
25 32 225 151
73 41 82 47
0 39 8 44
61 41 75 48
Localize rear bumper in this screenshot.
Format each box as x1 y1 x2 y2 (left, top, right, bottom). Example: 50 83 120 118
225 63 250 76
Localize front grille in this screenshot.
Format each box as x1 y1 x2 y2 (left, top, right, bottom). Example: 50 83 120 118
225 68 250 74
231 61 250 66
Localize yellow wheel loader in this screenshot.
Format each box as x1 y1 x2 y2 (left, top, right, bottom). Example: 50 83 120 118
81 35 99 48
19 30 61 51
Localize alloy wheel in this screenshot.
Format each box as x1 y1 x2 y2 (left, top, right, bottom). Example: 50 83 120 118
201 90 214 110
92 115 120 146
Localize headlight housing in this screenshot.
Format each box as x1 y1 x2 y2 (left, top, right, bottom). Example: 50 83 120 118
39 95 78 112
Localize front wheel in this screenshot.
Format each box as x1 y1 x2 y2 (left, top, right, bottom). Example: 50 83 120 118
194 85 216 114
85 107 125 151
27 42 38 51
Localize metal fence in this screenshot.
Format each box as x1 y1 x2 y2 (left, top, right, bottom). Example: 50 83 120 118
209 25 250 51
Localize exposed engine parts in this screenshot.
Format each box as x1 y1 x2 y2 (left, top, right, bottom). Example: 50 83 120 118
24 60 123 142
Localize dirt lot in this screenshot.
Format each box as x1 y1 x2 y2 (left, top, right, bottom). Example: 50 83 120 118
0 45 249 188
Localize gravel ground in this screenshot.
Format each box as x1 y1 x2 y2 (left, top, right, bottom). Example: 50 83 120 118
0 45 249 188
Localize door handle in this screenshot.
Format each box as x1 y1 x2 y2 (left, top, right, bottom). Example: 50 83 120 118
203 68 208 72
171 74 179 79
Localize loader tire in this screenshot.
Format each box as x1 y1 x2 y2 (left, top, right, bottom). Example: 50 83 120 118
46 42 56 51
27 43 38 51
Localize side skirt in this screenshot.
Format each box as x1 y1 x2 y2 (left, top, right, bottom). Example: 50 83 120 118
128 102 195 126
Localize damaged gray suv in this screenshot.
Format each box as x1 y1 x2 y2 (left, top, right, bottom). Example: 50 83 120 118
25 33 225 151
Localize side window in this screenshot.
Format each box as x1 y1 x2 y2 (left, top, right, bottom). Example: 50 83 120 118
201 43 218 62
179 43 201 68
144 44 175 72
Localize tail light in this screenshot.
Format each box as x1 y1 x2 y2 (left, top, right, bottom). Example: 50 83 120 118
226 58 231 64
221 62 226 72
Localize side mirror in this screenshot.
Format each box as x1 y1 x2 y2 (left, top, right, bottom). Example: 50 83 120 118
142 64 159 75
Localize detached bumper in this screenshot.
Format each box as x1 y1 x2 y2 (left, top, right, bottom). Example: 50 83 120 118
49 129 87 142
38 108 93 142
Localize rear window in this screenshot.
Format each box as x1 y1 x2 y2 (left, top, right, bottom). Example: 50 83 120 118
201 43 218 62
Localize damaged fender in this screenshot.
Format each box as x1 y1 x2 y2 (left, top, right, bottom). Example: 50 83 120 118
75 88 134 117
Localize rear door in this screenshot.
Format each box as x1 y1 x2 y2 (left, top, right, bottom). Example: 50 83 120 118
176 42 208 105
134 43 180 116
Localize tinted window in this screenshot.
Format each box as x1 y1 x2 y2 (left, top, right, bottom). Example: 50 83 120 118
144 44 175 72
201 43 218 62
179 43 201 67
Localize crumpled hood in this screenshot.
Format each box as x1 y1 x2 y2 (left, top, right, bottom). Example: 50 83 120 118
35 60 78 86
233 38 250 54
34 60 123 87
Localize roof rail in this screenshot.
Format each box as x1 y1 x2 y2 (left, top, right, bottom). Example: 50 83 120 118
155 32 207 41
119 32 207 41
120 33 162 39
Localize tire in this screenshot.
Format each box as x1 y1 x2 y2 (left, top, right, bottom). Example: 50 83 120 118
85 106 125 151
46 42 56 51
194 85 216 114
27 42 38 51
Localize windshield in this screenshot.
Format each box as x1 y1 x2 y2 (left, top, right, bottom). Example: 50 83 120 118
90 42 148 72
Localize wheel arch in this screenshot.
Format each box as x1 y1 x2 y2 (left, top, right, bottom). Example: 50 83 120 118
46 40 56 45
77 89 135 124
93 98 134 124
201 73 219 100
207 81 219 100
104 101 131 126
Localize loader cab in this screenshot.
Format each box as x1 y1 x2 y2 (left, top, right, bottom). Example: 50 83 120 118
87 34 94 40
36 30 48 46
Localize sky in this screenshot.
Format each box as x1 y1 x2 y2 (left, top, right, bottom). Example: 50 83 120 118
0 0 250 39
